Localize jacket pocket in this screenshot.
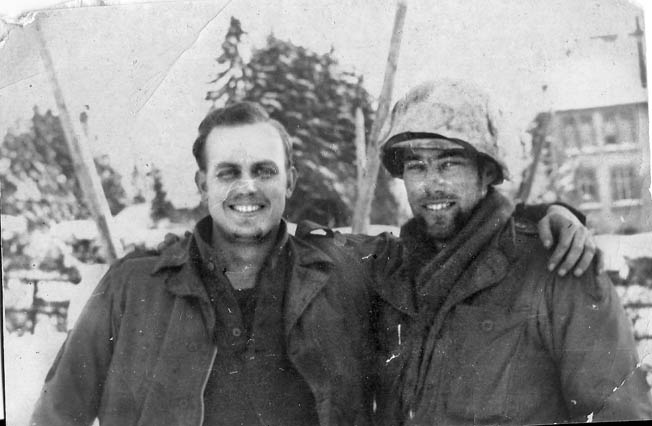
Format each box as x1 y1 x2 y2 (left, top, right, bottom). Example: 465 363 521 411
444 304 530 422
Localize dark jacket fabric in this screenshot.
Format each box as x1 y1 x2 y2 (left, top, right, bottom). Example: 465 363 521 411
367 196 652 425
30 220 374 426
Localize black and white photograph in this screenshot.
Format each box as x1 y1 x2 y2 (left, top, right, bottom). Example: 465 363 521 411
1 0 651 425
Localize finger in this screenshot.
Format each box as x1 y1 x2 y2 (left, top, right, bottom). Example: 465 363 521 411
573 241 596 277
558 229 587 276
548 224 575 272
537 217 554 249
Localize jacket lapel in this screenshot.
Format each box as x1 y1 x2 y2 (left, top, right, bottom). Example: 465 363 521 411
369 273 418 318
430 243 509 333
151 237 216 338
284 238 333 338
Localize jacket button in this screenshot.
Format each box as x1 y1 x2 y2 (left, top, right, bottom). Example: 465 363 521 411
480 319 494 332
207 262 215 271
232 327 242 337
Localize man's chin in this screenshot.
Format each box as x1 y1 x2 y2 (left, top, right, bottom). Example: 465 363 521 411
425 228 455 241
423 218 457 241
230 228 267 242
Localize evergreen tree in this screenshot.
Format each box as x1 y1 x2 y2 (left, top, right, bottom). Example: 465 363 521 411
150 165 174 222
206 17 248 109
1 109 91 226
0 109 129 269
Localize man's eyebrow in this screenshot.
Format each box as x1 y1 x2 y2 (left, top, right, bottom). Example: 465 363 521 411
435 149 471 160
251 160 280 168
213 162 240 170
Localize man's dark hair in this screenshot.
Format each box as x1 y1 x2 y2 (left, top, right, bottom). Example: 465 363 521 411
192 102 294 171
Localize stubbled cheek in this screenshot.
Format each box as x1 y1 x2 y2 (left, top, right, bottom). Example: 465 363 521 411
405 183 426 201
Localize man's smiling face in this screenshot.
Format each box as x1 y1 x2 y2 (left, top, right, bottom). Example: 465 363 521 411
195 122 295 243
402 138 494 242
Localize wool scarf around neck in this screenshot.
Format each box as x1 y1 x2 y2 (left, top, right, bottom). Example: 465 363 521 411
398 188 515 417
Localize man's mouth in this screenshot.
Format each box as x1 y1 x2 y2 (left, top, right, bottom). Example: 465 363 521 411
229 204 265 213
424 201 455 211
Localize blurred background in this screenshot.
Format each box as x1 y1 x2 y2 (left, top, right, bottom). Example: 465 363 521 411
1 0 651 424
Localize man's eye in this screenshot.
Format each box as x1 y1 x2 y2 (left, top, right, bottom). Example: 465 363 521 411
217 169 238 179
256 166 278 179
440 160 463 171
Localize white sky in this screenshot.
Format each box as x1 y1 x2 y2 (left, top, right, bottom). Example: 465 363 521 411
0 0 649 206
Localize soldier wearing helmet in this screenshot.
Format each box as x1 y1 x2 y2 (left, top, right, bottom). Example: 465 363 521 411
373 79 652 425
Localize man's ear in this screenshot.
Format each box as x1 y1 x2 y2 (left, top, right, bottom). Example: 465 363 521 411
195 170 207 202
480 161 498 188
286 166 298 198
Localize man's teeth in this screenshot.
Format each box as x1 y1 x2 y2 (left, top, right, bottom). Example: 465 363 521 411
232 205 262 213
425 202 453 211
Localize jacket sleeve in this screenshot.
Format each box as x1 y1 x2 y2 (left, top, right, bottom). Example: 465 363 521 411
29 265 124 426
515 202 586 225
340 232 405 287
544 269 652 421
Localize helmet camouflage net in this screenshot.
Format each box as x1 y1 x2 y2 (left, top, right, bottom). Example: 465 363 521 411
380 79 509 183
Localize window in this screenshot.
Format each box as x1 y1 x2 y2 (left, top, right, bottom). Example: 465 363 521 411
602 111 618 144
617 108 637 144
602 107 638 146
577 114 596 147
610 165 641 201
561 116 578 148
575 167 600 203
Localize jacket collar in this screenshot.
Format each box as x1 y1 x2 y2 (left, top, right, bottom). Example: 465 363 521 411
193 216 291 272
151 232 192 274
148 227 202 295
151 216 291 294
149 217 336 338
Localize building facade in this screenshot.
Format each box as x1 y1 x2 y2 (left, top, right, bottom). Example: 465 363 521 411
549 102 651 233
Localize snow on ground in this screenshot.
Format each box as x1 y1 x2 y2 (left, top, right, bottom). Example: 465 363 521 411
4 328 67 426
596 232 652 278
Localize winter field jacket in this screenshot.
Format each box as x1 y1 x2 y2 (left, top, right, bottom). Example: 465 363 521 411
367 217 652 425
30 221 374 426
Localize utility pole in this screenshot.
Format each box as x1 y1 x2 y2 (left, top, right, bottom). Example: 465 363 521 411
518 84 556 203
352 0 407 233
630 16 647 88
517 112 551 203
34 18 123 262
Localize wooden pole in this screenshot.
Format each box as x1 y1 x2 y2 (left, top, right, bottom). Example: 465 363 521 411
34 18 123 262
354 107 367 194
517 112 552 203
352 0 407 233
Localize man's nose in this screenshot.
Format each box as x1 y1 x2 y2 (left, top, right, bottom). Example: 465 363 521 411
424 167 446 185
232 177 257 193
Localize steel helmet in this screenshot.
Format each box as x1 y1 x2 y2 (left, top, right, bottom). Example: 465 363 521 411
380 79 509 184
